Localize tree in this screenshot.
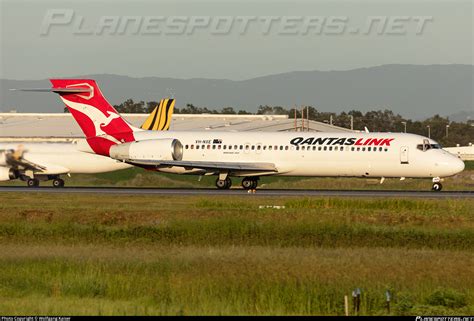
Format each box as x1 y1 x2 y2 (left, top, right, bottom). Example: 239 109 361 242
221 107 236 114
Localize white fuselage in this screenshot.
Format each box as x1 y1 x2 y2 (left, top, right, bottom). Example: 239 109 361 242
131 131 465 178
0 141 131 175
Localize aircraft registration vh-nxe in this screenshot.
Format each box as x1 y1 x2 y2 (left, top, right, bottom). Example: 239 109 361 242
14 79 465 191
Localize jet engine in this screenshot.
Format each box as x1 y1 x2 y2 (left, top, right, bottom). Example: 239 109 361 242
109 139 183 162
0 167 18 181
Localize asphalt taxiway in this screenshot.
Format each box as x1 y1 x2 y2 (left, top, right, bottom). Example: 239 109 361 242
0 186 472 198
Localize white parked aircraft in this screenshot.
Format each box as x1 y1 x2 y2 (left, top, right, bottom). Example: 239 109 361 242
19 79 465 191
0 98 175 187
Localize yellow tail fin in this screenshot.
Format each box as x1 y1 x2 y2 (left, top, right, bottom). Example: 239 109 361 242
140 98 175 131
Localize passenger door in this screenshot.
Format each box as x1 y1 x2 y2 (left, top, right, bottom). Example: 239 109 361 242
400 146 409 164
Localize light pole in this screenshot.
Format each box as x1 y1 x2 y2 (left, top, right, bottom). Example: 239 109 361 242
350 115 354 131
446 124 449 138
427 125 431 139
401 121 407 133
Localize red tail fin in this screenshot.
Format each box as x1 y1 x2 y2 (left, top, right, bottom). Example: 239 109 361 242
50 79 139 155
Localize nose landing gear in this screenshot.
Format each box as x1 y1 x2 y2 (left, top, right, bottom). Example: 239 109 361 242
431 177 442 192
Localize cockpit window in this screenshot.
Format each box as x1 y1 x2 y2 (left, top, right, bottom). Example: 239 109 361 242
417 139 442 151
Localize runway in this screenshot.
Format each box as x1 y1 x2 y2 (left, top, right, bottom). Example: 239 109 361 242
0 186 472 198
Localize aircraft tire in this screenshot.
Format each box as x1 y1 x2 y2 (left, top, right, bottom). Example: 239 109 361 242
251 179 258 189
27 178 39 187
225 177 232 189
52 178 65 188
431 182 442 192
216 178 230 189
241 178 254 190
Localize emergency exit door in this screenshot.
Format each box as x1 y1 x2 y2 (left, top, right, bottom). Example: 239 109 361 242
400 146 409 164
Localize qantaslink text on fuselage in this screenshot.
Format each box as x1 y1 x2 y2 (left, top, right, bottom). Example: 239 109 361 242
289 137 395 146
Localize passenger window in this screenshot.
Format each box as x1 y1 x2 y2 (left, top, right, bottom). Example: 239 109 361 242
285 146 289 150
251 146 255 150
269 146 273 151
280 146 283 150
323 146 327 151
257 145 261 150
207 145 211 149
240 145 243 150
196 145 200 150
313 146 316 151
213 145 216 150
318 146 322 151
185 145 189 149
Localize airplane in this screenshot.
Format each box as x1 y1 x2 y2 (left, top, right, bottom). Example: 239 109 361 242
0 98 175 187
18 79 465 191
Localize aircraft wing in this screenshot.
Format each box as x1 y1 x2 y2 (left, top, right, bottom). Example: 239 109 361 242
1 148 69 174
1 148 46 171
5 156 47 171
127 159 277 172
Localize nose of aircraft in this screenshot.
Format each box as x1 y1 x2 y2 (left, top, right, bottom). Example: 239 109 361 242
444 155 465 176
433 153 465 177
451 157 465 175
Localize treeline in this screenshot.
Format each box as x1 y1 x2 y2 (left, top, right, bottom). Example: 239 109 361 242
109 100 474 146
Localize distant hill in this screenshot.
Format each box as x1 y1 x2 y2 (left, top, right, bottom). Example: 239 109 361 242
447 110 474 122
1 64 472 119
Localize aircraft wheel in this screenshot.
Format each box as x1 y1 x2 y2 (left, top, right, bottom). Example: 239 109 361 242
52 178 65 188
225 177 232 189
216 178 231 190
432 182 442 192
251 179 258 189
27 178 39 187
241 178 254 190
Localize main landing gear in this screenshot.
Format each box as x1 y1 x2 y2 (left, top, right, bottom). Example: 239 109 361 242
52 178 65 188
26 178 39 187
214 176 260 190
431 177 442 192
25 176 65 188
241 177 259 190
215 177 232 189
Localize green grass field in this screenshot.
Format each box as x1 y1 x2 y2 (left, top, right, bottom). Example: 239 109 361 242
0 194 473 315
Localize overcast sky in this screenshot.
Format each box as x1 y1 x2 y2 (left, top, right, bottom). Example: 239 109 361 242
0 0 472 80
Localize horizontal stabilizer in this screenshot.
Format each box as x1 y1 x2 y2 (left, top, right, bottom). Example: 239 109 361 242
10 88 92 93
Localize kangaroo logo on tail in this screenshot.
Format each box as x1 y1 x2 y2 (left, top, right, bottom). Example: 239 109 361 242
50 79 141 156
60 98 121 139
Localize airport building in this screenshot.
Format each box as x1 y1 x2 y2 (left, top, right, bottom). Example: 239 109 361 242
0 112 353 141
